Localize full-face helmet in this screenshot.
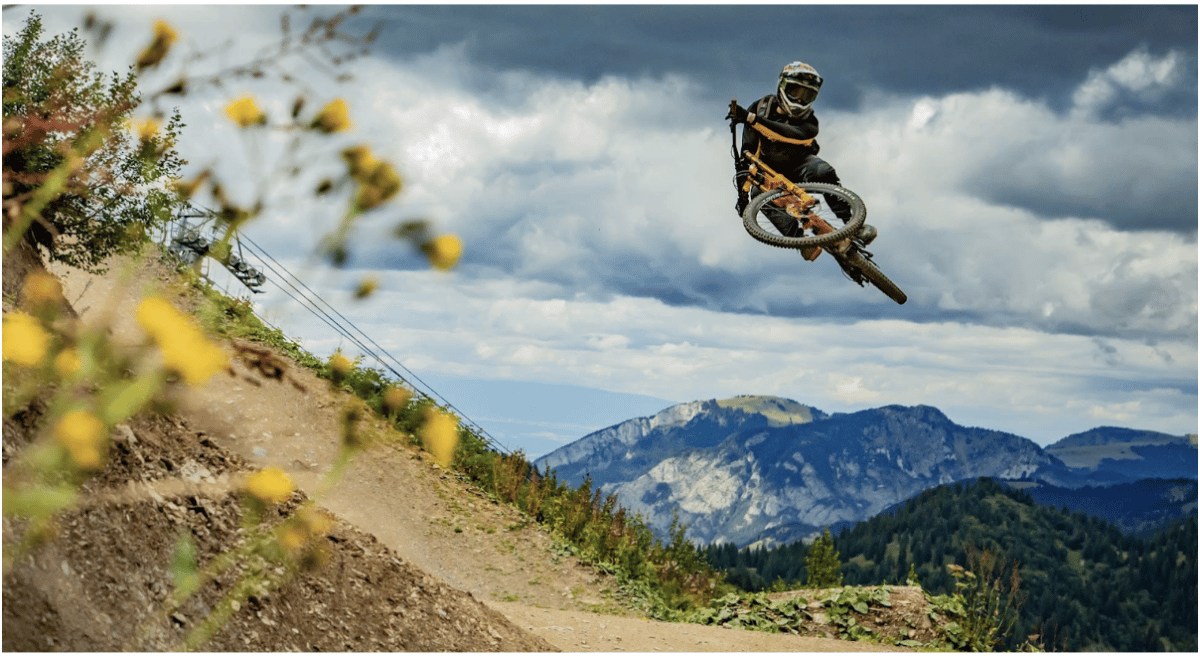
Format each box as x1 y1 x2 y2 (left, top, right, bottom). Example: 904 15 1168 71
777 61 823 117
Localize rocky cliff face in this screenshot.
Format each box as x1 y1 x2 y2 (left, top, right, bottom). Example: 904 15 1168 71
534 396 1067 547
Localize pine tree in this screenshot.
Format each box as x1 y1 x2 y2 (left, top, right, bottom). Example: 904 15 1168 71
805 527 843 588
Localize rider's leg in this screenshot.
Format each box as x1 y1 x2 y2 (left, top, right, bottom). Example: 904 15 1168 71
795 156 876 245
749 185 807 238
794 156 852 220
766 207 805 238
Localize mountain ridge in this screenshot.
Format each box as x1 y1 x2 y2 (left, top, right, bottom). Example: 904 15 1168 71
534 395 1195 547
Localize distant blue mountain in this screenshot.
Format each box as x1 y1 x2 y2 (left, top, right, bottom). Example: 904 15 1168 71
535 396 1069 547
1043 426 1198 484
535 396 1196 547
1004 478 1197 537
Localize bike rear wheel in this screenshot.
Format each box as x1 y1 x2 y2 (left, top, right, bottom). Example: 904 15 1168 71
742 184 866 249
844 250 907 305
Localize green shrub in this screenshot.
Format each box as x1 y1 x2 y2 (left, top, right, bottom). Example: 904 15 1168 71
3 12 185 272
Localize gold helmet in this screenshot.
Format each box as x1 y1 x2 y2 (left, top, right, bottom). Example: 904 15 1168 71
777 61 823 117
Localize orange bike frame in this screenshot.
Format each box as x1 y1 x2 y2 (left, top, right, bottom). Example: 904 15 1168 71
740 149 838 259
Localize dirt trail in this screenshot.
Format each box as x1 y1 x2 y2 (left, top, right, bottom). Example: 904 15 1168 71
48 257 909 652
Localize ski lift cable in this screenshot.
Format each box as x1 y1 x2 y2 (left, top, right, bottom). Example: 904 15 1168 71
234 236 511 458
235 236 502 442
214 274 400 406
241 241 511 455
165 206 511 455
236 239 427 387
215 244 512 456
251 263 363 349
170 233 359 352
240 247 375 352
170 209 361 347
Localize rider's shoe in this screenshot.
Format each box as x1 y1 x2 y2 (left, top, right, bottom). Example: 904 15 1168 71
857 223 878 246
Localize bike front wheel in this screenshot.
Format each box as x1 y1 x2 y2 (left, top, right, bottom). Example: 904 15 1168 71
844 250 907 305
742 184 866 249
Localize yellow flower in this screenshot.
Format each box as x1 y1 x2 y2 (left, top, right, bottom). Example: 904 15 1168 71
355 161 402 211
244 468 293 505
310 98 351 133
298 506 333 536
153 20 178 47
424 234 462 271
133 117 160 142
282 508 334 570
330 354 352 377
341 145 402 211
421 409 459 467
341 145 379 179
136 297 228 385
3 312 49 366
172 170 210 200
225 96 267 127
354 277 378 300
277 523 307 551
136 20 178 70
383 386 411 414
54 349 81 378
55 410 105 469
22 272 63 309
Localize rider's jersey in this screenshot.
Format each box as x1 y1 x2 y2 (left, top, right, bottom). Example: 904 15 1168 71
738 94 821 179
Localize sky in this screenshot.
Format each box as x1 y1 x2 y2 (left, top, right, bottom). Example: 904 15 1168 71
8 4 1196 459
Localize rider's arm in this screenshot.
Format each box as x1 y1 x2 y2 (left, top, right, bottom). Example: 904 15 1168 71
746 112 819 142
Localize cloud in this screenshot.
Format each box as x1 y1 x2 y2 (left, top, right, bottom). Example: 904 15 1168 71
824 81 1195 338
10 6 1193 451
16 9 1192 343
273 267 1193 445
320 44 1195 344
196 37 1192 448
1072 48 1186 119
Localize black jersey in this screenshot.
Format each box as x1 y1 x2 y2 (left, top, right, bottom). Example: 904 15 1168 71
738 94 821 179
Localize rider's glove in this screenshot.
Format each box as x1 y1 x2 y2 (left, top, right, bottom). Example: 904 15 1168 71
725 103 751 124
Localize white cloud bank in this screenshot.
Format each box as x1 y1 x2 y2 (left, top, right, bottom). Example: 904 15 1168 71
280 44 1192 445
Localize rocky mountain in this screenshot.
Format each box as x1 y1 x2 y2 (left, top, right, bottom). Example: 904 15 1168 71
1043 426 1198 483
534 395 1073 547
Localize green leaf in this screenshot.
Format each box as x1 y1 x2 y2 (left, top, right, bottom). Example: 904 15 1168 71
171 531 201 598
2 482 78 519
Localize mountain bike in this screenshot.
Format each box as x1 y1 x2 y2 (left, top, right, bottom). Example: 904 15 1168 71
729 100 907 305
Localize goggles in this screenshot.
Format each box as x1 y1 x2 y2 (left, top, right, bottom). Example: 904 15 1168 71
781 79 820 105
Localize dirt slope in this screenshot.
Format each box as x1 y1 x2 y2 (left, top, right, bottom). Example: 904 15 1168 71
4 254 913 651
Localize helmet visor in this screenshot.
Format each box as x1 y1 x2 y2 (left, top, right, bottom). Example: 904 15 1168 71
781 80 820 106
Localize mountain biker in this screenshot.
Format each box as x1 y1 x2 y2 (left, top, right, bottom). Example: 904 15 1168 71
727 61 876 245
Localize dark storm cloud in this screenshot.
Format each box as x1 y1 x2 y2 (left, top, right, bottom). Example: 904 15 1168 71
361 5 1197 114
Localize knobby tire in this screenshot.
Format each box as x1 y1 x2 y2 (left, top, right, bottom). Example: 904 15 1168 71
742 184 866 249
845 251 907 305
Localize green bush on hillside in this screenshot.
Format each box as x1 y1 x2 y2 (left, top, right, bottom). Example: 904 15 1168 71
3 11 186 272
